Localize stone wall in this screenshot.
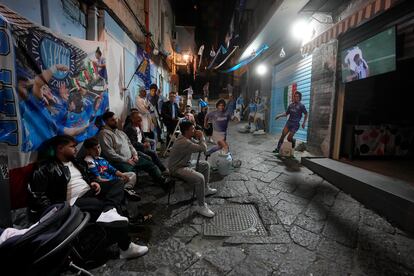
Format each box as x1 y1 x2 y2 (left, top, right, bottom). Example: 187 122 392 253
307 40 338 156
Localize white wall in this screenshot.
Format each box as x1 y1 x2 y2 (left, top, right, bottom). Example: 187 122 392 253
104 11 137 54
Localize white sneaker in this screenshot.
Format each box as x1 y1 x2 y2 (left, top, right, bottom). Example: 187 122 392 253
206 187 217 196
96 208 128 227
120 242 149 259
196 203 215 218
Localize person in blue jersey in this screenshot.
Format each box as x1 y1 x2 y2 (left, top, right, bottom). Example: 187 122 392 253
83 137 140 201
50 83 70 123
225 95 236 120
253 96 267 133
246 98 257 131
235 94 245 121
204 99 232 155
63 91 91 142
273 91 308 153
17 65 90 152
18 79 59 152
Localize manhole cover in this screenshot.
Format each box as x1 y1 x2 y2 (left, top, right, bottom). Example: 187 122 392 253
203 205 267 237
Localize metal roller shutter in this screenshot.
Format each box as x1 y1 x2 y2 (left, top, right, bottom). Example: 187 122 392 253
270 53 312 142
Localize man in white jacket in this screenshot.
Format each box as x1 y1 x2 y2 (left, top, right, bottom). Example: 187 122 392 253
135 88 154 139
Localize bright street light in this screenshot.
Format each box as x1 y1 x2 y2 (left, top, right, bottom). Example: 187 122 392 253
183 54 190 61
291 19 313 42
256 64 267 75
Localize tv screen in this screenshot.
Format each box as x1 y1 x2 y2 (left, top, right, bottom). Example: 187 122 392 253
341 27 396 83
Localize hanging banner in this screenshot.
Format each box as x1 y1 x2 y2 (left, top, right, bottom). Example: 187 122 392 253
105 32 125 122
0 5 111 208
123 45 151 112
221 44 269 73
213 46 239 70
136 47 152 90
207 45 228 69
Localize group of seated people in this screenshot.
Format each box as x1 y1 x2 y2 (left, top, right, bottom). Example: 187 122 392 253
22 105 219 261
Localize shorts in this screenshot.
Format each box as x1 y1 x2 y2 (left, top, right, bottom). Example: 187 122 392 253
286 121 300 133
254 112 264 120
248 114 255 120
212 131 226 142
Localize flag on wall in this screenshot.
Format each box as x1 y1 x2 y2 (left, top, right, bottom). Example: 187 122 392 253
135 47 151 89
283 83 297 110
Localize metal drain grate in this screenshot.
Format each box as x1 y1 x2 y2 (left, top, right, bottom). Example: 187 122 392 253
203 205 267 237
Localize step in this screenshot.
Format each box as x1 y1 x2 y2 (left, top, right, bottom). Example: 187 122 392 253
301 157 414 233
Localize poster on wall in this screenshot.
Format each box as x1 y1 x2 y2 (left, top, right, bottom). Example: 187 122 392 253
0 5 111 208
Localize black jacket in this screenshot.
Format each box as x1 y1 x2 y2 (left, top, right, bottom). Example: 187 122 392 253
161 101 182 127
124 124 145 152
28 158 92 217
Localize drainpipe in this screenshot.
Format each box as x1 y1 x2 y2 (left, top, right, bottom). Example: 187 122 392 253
144 0 150 53
86 5 98 41
40 0 49 27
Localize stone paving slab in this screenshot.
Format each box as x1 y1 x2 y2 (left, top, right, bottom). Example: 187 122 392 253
72 123 414 276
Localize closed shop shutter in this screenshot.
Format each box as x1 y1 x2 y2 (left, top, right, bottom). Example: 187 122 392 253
270 53 312 142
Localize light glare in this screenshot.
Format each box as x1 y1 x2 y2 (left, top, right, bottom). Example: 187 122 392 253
292 20 312 41
256 64 267 75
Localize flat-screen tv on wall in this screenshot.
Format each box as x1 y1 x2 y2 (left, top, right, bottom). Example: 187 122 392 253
341 27 396 83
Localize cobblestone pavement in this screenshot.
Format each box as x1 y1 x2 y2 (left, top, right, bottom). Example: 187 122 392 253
87 123 414 276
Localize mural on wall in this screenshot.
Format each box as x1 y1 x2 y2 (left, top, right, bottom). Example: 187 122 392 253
283 82 297 110
0 5 110 208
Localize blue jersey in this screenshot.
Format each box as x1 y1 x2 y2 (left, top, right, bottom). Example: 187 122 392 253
84 155 118 181
248 102 257 114
50 97 68 123
256 102 265 113
236 96 244 106
226 99 236 113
